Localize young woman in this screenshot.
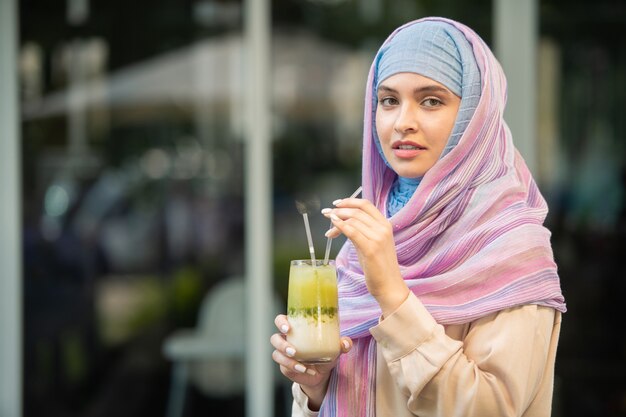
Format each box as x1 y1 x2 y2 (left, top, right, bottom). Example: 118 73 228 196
270 17 566 417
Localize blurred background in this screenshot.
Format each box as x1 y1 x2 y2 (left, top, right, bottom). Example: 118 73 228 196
0 0 625 416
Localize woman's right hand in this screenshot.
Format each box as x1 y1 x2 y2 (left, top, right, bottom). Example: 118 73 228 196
270 314 352 410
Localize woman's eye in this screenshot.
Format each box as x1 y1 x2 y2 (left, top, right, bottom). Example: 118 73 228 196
422 98 442 107
379 97 398 106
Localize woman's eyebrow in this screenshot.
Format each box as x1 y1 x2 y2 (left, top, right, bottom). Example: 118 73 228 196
377 85 398 94
413 85 451 95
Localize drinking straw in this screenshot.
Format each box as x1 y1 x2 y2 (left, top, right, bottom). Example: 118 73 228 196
323 186 363 265
296 201 317 265
303 212 316 264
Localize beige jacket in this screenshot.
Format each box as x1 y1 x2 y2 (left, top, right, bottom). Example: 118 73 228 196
292 292 562 417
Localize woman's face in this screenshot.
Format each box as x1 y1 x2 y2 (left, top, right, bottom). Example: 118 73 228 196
375 72 461 178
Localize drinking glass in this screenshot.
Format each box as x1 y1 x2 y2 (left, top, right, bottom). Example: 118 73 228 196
287 260 340 364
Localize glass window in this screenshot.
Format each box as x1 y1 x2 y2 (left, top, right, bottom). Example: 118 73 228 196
21 1 247 416
539 2 626 416
20 0 625 416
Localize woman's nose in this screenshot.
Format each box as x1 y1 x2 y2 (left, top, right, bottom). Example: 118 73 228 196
393 103 419 133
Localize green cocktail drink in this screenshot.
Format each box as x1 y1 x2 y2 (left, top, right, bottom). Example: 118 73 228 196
287 260 340 364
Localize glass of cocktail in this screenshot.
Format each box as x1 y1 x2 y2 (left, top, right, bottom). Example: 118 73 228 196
287 259 340 364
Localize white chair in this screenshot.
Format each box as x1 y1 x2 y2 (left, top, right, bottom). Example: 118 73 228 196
162 276 284 417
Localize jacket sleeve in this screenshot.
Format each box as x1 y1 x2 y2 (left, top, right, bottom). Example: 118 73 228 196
369 292 557 417
291 383 320 417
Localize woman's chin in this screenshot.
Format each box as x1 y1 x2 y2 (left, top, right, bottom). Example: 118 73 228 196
390 166 428 179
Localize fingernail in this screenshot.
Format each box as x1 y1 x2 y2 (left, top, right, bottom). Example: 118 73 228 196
321 208 331 214
342 340 350 350
306 368 317 376
330 213 340 221
332 199 342 205
285 347 296 357
324 229 332 237
281 324 289 333
295 364 307 373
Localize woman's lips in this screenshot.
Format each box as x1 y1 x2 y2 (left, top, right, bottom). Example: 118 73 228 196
391 141 425 159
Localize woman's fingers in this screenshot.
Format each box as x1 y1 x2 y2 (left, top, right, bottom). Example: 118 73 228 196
322 198 390 238
321 199 402 296
269 333 294 358
271 336 352 379
322 208 377 239
324 209 392 257
271 345 317 376
322 197 382 240
340 336 353 353
271 314 319 378
324 225 341 239
335 197 387 221
323 205 379 230
274 314 290 334
270 314 306 372
270 320 353 389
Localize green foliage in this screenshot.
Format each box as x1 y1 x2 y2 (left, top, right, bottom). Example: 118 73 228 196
60 331 88 384
97 266 208 346
169 266 205 325
126 278 170 334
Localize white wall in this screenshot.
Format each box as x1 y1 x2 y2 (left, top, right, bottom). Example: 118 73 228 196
494 0 538 175
0 0 22 416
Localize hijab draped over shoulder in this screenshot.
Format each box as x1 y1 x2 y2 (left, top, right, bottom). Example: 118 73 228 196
320 17 566 417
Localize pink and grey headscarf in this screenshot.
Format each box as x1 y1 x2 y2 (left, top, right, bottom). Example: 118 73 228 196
319 17 566 417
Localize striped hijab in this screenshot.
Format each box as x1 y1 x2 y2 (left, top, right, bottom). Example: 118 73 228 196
320 17 566 417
